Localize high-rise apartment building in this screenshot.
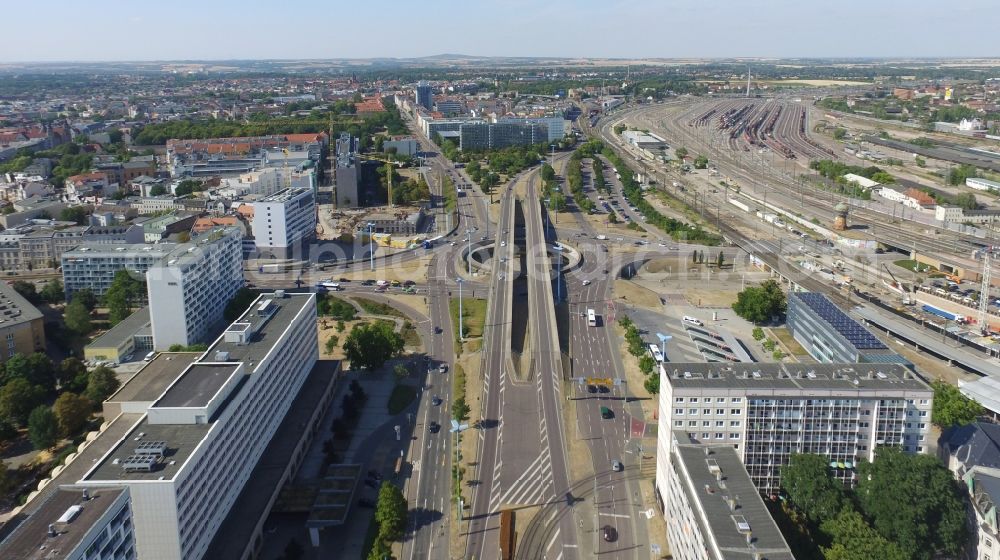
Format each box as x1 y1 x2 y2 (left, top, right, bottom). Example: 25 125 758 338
61 244 175 299
250 187 317 258
77 291 319 560
656 362 933 500
458 122 549 150
415 81 433 111
146 227 244 350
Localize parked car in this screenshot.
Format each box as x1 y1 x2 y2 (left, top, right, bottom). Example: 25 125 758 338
611 459 623 472
602 525 618 542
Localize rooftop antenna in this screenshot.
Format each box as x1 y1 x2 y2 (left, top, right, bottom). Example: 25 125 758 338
746 63 752 98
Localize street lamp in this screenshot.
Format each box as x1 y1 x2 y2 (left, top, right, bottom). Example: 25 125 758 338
467 229 473 276
457 278 464 342
367 222 376 272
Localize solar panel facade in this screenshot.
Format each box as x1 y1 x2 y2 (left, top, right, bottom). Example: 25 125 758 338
794 293 888 350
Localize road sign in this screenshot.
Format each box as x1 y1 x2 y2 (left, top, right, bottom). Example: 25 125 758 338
586 377 612 386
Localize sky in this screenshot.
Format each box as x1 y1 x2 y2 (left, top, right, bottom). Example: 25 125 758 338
2 0 997 62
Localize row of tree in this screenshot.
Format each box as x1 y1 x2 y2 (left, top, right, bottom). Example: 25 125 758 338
780 448 967 559
619 316 659 394
367 482 407 560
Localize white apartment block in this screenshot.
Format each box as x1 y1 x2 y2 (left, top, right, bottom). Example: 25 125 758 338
0 487 135 560
77 291 318 560
61 244 176 299
250 187 316 258
217 167 315 199
146 227 244 350
665 440 794 560
656 363 933 501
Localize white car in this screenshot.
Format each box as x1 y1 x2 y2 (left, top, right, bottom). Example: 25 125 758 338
501 241 507 247
582 280 592 286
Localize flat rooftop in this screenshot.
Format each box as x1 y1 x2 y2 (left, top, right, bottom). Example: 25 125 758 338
258 187 309 203
207 293 314 371
663 363 931 393
674 442 794 559
82 416 212 482
154 363 240 408
106 352 200 405
85 306 150 353
0 487 128 560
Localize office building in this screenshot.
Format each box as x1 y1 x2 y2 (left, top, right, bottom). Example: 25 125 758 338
166 133 327 178
250 187 316 258
147 227 244 350
787 292 909 365
0 281 46 362
217 167 315 199
334 133 360 208
499 116 569 142
77 291 319 560
383 137 419 157
0 487 135 560
416 81 433 111
61 244 175 299
656 362 933 498
665 439 794 560
459 122 548 150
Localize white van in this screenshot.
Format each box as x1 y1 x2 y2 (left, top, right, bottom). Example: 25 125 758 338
682 316 703 326
143 351 156 362
376 280 389 287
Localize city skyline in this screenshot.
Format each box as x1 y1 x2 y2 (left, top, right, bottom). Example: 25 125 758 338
1 0 997 62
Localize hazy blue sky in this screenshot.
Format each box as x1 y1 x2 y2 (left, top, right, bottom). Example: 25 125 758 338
3 0 996 61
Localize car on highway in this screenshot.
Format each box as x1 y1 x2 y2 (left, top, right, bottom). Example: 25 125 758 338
428 421 441 433
438 363 448 373
600 406 613 419
587 384 597 394
432 395 442 406
602 525 618 542
361 280 375 286
611 459 623 472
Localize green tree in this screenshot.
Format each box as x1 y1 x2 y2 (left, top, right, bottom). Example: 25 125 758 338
223 287 259 322
0 460 10 496
693 155 709 169
674 147 688 160
27 406 58 450
375 481 407 541
643 373 660 394
638 355 655 375
452 395 471 422
954 192 979 210
367 537 391 560
716 251 725 268
57 357 88 391
832 128 847 140
540 163 556 182
52 392 91 437
2 352 55 391
39 279 65 303
732 279 786 324
342 322 404 371
393 363 409 380
103 270 144 325
932 380 984 428
318 295 357 320
751 327 765 341
64 298 92 335
59 206 90 225
149 185 167 196
0 378 46 426
72 288 97 310
324 335 339 354
781 453 850 521
549 192 567 212
85 366 120 405
11 280 39 303
856 447 968 560
821 509 907 560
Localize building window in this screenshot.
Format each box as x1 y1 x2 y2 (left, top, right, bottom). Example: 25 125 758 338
701 433 709 439
716 409 725 415
674 420 683 427
715 433 724 439
703 409 712 415
688 397 698 403
919 411 928 417
717 397 726 403
715 421 724 427
675 409 684 415
916 446 924 452
731 409 742 415
985 538 992 548
689 409 698 415
732 397 742 403
730 433 740 439
675 397 685 403
703 421 711 427
688 421 697 427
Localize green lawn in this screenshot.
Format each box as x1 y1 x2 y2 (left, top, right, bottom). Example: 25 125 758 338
353 296 405 318
893 259 936 273
449 298 487 340
387 384 417 415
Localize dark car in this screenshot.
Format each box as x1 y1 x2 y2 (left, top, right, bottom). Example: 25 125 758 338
429 421 441 433
598 385 610 394
587 384 598 394
602 525 618 542
600 406 613 419
403 280 416 287
339 278 351 283
432 395 443 406
361 279 376 286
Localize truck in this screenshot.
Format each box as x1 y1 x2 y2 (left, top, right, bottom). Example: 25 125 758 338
922 304 963 322
596 234 608 240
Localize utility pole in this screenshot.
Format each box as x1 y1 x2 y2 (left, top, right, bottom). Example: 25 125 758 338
457 278 464 342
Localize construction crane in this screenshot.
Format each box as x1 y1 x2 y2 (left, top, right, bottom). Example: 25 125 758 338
356 153 406 208
979 248 993 335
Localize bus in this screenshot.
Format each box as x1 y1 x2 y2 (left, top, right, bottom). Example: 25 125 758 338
316 281 342 292
648 343 664 363
587 308 597 327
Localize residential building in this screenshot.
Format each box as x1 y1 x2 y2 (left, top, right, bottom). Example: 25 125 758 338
416 81 433 111
941 423 1000 560
61 243 175 299
787 292 909 365
166 133 326 178
250 187 316 258
77 291 319 560
84 306 152 364
656 362 933 498
664 439 794 560
936 205 1000 224
134 213 198 243
0 196 67 228
0 487 134 560
0 176 53 202
459 122 548 150
146 227 244 350
217 167 314 199
0 281 46 362
130 195 182 215
499 116 569 142
435 100 465 115
191 216 239 234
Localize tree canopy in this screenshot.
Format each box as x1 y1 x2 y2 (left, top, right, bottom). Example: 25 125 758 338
781 453 849 522
64 298 93 335
732 279 786 323
104 270 145 325
342 322 404 371
374 481 407 542
27 406 58 450
85 366 121 405
53 392 91 437
821 509 907 560
931 380 984 428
